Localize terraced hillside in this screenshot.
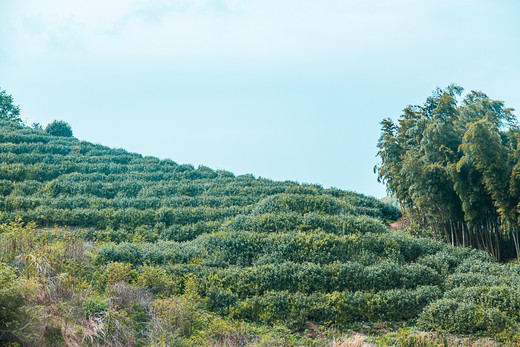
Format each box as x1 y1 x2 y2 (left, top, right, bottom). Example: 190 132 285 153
2 119 520 346
0 120 398 233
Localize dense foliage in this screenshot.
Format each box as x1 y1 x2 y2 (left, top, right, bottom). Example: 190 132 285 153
0 117 404 345
45 120 74 137
0 118 398 235
376 85 520 260
0 87 22 125
1 90 519 345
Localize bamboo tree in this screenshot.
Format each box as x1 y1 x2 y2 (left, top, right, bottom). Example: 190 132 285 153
376 85 519 260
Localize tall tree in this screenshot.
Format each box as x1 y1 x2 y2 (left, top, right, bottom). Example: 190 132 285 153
376 85 519 260
0 87 22 125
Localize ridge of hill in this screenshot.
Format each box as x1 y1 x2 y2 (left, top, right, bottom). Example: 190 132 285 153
1 119 520 346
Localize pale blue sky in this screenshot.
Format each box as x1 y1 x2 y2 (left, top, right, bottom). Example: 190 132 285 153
1 0 519 197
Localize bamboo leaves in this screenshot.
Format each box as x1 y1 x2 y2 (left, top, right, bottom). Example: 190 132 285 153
376 85 520 259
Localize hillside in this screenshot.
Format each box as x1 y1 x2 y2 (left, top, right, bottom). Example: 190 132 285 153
0 120 398 233
2 119 520 346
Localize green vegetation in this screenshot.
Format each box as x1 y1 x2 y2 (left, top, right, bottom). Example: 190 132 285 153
376 85 520 261
1 86 520 345
0 87 21 125
45 120 74 138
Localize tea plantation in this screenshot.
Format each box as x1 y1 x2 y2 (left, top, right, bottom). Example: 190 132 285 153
1 119 520 346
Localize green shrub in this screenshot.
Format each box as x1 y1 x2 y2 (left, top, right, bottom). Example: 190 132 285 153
206 286 238 316
0 266 31 345
83 295 109 317
150 294 204 339
419 298 514 335
0 286 27 343
444 285 520 320
231 286 441 327
0 263 17 286
136 265 177 297
43 319 64 346
100 262 138 288
253 194 344 215
45 120 73 137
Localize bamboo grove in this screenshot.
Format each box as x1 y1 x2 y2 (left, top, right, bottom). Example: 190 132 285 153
376 85 520 260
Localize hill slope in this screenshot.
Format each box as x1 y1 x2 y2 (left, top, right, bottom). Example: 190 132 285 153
0 120 398 234
1 120 520 346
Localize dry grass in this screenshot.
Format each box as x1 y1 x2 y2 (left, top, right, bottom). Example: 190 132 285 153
332 333 374 347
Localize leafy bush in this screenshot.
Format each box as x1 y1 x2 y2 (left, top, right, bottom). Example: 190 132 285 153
136 265 177 297
100 262 138 288
0 265 32 345
206 286 238 316
83 295 109 317
419 298 514 335
45 120 73 137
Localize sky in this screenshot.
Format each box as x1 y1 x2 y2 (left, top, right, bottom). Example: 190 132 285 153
1 0 519 198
